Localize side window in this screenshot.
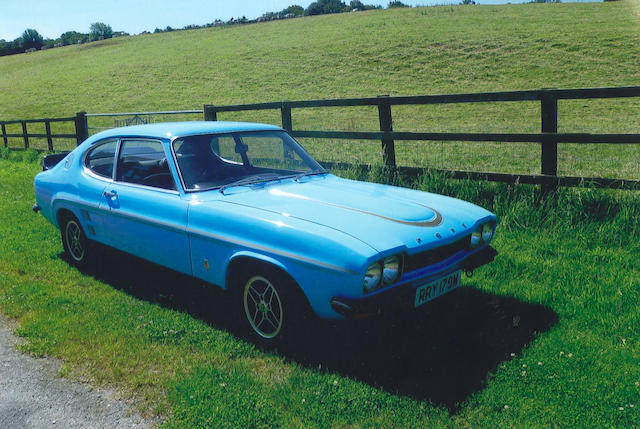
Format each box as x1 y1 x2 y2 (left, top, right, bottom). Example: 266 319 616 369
85 140 117 178
116 140 176 190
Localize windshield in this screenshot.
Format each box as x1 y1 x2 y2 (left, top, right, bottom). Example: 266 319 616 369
172 130 325 191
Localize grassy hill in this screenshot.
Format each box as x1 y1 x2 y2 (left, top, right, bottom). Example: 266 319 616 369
1 2 638 115
1 1 639 178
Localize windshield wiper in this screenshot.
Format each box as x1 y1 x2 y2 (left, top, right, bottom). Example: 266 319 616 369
292 169 328 182
219 173 282 194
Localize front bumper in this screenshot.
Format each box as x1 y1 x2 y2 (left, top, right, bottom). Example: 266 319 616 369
330 246 498 319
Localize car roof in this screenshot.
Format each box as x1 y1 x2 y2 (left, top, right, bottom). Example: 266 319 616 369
86 121 283 142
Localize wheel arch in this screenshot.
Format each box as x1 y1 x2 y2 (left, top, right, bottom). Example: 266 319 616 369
225 253 312 311
56 207 79 229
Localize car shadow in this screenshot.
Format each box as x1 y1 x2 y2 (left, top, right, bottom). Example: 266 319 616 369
283 289 557 413
70 246 558 413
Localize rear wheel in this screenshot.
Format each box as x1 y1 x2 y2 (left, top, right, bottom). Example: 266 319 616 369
61 215 89 268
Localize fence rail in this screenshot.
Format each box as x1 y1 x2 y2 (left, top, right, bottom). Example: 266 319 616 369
85 110 203 134
2 86 639 191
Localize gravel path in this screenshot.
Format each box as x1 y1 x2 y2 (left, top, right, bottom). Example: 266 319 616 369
0 316 156 429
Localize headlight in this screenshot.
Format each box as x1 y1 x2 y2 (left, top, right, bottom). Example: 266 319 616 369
363 261 382 293
382 255 401 285
470 227 482 248
482 222 495 243
470 221 496 248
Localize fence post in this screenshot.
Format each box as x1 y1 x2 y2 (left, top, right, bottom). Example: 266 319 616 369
204 104 217 121
540 93 558 192
1 122 7 147
45 120 53 151
75 111 88 145
21 121 29 149
281 103 292 132
281 103 293 159
377 95 396 169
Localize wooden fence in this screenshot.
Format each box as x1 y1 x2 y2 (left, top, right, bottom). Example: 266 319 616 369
204 86 640 191
2 86 639 191
0 112 88 150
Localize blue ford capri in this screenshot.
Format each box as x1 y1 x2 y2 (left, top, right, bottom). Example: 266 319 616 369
33 121 497 343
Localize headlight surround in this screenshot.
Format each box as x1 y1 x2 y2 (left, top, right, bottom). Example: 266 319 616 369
382 255 401 285
363 261 382 293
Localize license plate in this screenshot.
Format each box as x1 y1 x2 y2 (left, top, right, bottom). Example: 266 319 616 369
414 270 461 308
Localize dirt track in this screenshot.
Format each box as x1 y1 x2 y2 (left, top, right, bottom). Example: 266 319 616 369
0 315 155 428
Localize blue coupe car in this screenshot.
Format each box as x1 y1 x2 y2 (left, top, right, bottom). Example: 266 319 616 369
33 121 497 343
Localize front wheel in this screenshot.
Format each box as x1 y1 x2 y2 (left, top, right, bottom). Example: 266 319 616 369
236 268 307 345
61 216 89 268
243 275 285 339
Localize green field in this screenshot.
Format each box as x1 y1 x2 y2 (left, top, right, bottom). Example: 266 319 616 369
1 2 639 177
1 2 640 427
1 151 639 427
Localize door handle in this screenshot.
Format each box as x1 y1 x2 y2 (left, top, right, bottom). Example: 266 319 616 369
103 190 117 198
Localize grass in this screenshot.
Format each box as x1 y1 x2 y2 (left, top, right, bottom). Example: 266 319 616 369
1 153 639 427
1 2 640 177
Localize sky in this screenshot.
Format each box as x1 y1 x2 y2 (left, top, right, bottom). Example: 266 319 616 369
0 0 435 41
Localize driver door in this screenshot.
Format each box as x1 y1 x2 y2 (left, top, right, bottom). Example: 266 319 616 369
101 138 191 275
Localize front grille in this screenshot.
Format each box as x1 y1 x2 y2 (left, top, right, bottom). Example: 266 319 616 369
403 235 470 273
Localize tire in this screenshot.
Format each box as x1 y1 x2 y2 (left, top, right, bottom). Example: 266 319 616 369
60 215 89 268
235 266 306 345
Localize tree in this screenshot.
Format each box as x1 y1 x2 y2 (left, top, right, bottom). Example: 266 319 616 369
305 0 349 15
350 0 381 10
89 22 113 41
305 2 322 15
387 1 410 7
59 31 88 46
0 40 8 56
21 29 44 51
281 5 305 16
305 0 348 16
259 11 277 21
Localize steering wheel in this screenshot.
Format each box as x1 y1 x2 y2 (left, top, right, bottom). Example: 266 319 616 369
141 173 175 190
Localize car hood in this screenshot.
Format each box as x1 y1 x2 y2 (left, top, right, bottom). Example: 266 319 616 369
200 175 495 253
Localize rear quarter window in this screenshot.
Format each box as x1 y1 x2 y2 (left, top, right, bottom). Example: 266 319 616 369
85 140 117 178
